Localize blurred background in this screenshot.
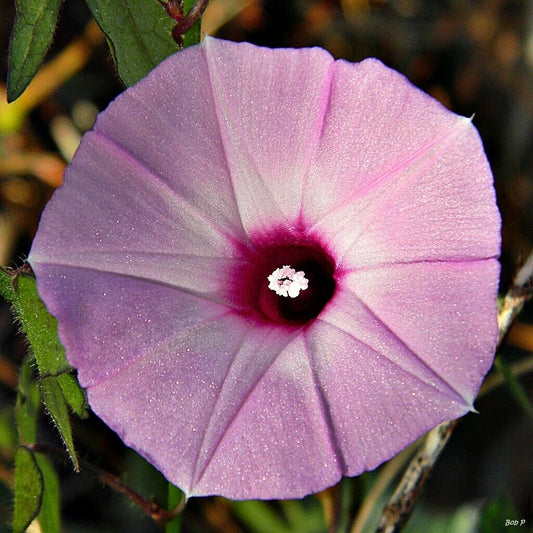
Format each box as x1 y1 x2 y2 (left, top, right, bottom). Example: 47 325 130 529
1 0 532 531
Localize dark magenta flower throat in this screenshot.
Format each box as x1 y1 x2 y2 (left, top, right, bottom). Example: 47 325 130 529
237 230 337 325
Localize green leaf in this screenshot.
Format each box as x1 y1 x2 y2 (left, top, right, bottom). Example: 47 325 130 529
40 376 79 471
85 0 179 87
35 453 61 533
57 372 89 418
494 356 533 418
0 269 70 377
13 447 43 533
2 268 85 468
7 0 63 102
15 357 40 445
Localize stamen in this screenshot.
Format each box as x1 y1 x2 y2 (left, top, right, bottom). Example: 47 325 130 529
267 265 309 298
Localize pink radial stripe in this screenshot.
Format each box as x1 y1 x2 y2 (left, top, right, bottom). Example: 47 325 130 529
314 284 473 407
344 259 500 400
86 312 254 494
89 319 308 498
32 266 232 388
190 335 343 498
303 320 471 476
31 251 242 306
303 58 466 223
202 37 335 233
93 44 246 241
29 131 238 261
189 325 302 490
309 111 499 269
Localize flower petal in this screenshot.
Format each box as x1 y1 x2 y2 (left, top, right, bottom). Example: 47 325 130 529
304 58 463 219
190 335 343 498
86 311 255 495
87 318 340 499
316 284 473 407
91 43 246 241
343 259 500 401
30 266 231 388
29 129 244 306
305 59 500 266
30 131 236 259
202 37 334 232
304 318 470 475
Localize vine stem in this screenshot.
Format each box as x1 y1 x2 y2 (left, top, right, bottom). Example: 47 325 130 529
370 250 533 533
24 443 186 527
158 0 210 47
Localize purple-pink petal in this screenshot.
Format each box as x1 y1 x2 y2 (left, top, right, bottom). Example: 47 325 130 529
190 335 343 498
344 260 500 402
29 36 500 500
29 267 231 388
304 320 469 475
201 38 334 231
305 60 499 267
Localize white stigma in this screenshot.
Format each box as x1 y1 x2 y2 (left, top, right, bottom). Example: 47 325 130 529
267 265 309 298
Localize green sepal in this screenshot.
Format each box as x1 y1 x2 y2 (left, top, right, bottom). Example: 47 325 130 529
1 268 85 468
57 372 89 418
40 376 80 471
0 268 70 377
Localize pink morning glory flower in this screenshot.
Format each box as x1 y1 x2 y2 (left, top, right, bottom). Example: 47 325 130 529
29 37 500 500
